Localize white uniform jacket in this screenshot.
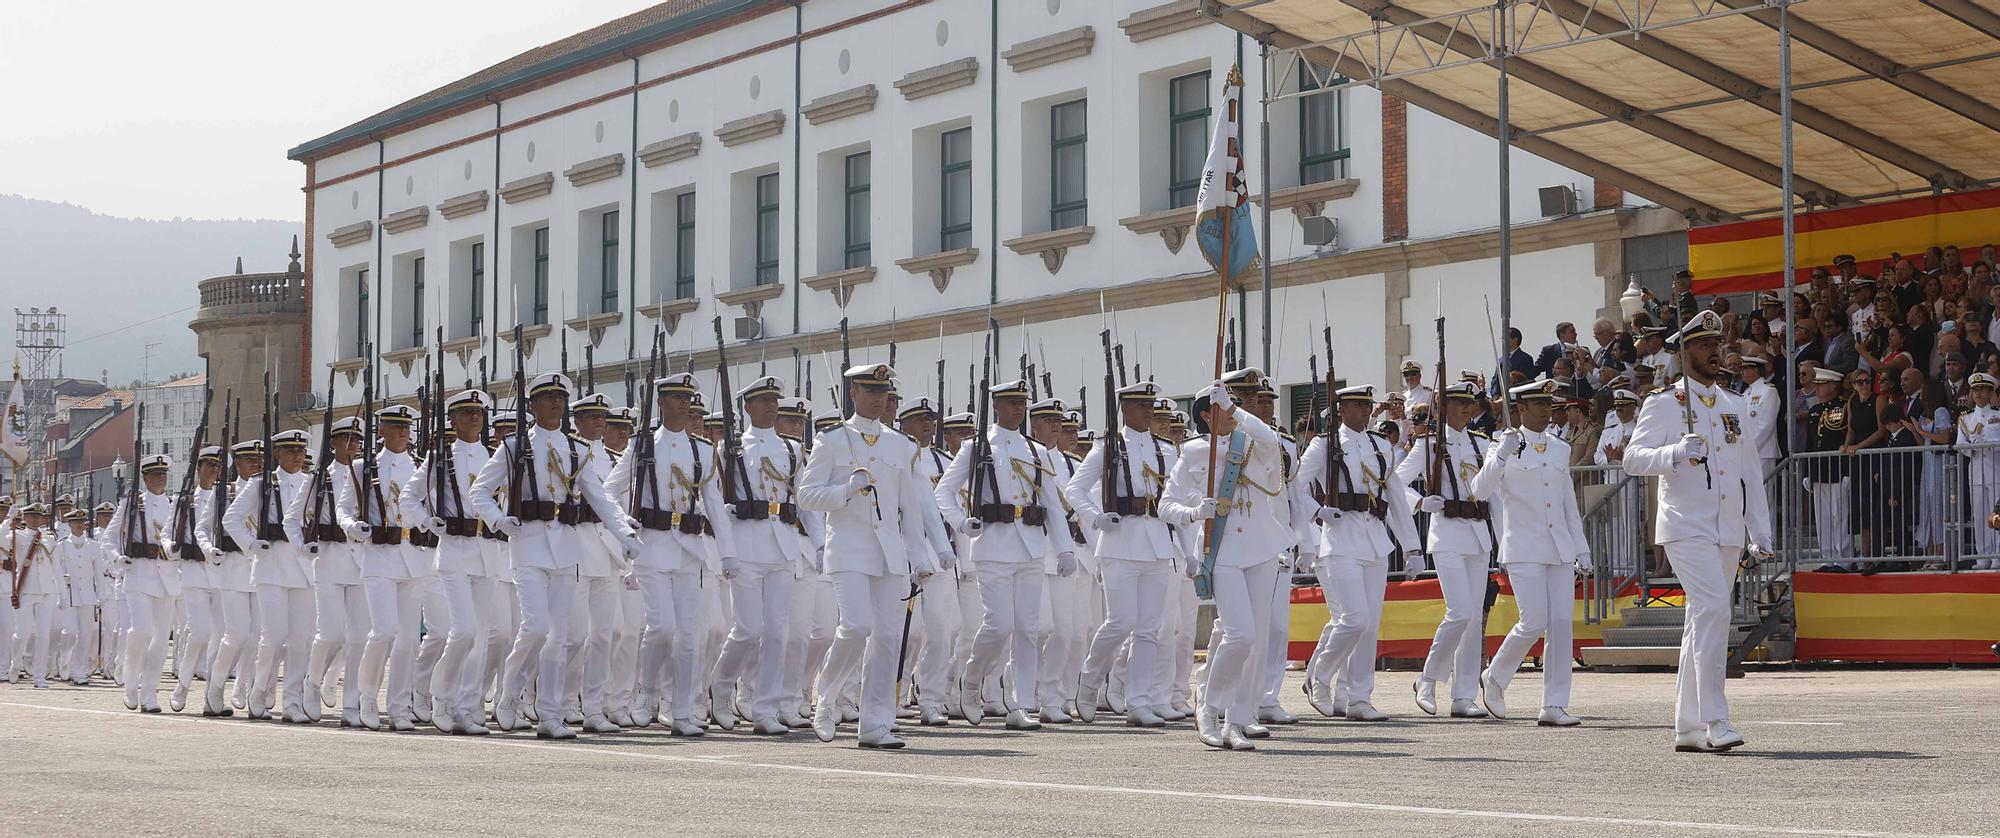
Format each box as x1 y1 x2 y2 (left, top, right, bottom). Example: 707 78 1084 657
1741 378 1781 461
1392 427 1497 556
472 424 637 572
57 533 99 607
1594 417 1635 466
604 425 736 574
287 461 362 586
1065 425 1181 563
399 439 495 577
1295 425 1421 561
935 424 1079 565
225 468 313 588
1159 409 1291 569
799 416 949 577
1623 379 1773 550
722 425 813 568
1960 406 2000 486
195 477 255 592
10 528 61 597
107 489 179 599
1467 428 1588 567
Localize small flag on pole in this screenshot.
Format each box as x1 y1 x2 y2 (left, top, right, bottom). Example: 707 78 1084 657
1194 64 1258 283
2 360 27 467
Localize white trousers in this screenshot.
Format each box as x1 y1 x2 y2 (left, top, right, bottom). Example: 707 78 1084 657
964 561 1045 711
713 561 795 722
1486 563 1575 708
253 585 314 713
564 573 622 717
1257 557 1293 707
1668 542 1738 734
309 583 368 712
123 591 175 702
1203 558 1279 727
1035 569 1092 708
816 571 909 738
14 594 57 684
412 576 448 707
1157 567 1197 705
1419 552 1490 702
1808 479 1852 563
0 589 14 679
358 576 424 718
503 566 576 722
606 581 645 714
429 572 495 722
1308 556 1388 705
69 603 100 681
175 587 218 685
636 567 703 720
1081 558 1172 709
206 590 255 707
780 574 838 716
481 580 517 704
911 569 963 712
1971 481 1999 568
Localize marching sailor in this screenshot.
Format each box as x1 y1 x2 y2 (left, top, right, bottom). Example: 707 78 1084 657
402 389 499 735
1622 310 1774 753
1246 374 1305 727
709 375 812 736
601 405 648 726
797 364 952 748
199 441 260 717
339 404 432 731
7 504 57 688
604 372 736 737
558 392 629 734
776 397 831 729
1067 381 1182 726
167 447 225 711
1392 380 1495 718
897 396 963 727
58 506 101 685
225 428 314 723
938 379 1080 730
1471 379 1591 727
301 418 369 726
1159 381 1287 750
471 372 642 740
111 454 179 713
1297 385 1421 722
1029 397 1091 724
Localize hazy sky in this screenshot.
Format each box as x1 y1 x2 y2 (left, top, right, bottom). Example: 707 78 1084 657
0 0 653 222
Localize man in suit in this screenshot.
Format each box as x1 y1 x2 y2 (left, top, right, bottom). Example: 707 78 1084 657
1535 322 1579 378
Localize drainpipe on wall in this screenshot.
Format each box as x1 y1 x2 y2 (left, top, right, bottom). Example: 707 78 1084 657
628 54 642 363
988 0 999 307
374 138 386 394
791 1 804 338
489 97 503 376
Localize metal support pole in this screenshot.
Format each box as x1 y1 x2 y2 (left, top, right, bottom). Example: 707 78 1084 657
1260 42 1274 373
1496 0 1512 412
1779 0 1798 565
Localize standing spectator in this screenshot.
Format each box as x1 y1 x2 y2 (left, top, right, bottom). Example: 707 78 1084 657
1904 304 1939 373
1848 279 1879 340
1939 350 1970 410
1891 259 1925 316
1589 318 1623 384
1820 314 1860 375
1834 254 1860 284
1859 325 1913 391
1902 370 1955 564
1841 372 1887 561
1535 322 1579 377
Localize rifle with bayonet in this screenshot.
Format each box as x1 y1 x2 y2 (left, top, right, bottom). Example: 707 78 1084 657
304 367 338 547
1100 328 1128 518
170 387 211 560
839 316 853 419
506 324 539 522
257 368 280 543
212 393 237 554
121 398 148 558
714 316 748 514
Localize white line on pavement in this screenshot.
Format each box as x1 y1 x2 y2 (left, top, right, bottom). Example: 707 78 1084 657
0 699 1982 838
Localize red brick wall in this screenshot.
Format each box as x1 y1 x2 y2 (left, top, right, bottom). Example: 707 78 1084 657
1593 179 1624 211
1382 94 1407 242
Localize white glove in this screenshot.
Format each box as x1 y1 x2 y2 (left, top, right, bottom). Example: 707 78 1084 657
624 515 642 533
256 540 272 551
1056 552 1078 578
1194 498 1219 520
306 543 320 555
1295 554 1317 575
937 549 956 571
1493 430 1522 462
845 470 872 496
1210 381 1234 413
1316 505 1342 523
1402 551 1428 580
1090 513 1122 531
621 535 643 561
207 546 224 562
621 573 640 591
1419 495 1446 514
963 517 985 535
721 557 741 580
1182 558 1201 579
342 522 370 541
500 516 524 534
811 547 825 575
1678 433 1708 463
424 516 446 534
1746 542 1774 561
1574 556 1593 578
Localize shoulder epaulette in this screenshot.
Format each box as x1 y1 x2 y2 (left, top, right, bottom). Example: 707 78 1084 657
1065 451 1082 464
1277 430 1297 443
1366 430 1389 440
1469 430 1491 440
778 433 801 444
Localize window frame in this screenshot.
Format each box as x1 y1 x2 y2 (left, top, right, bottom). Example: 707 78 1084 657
1050 99 1088 230
1297 63 1350 185
600 210 620 314
1168 71 1212 209
754 173 780 286
844 151 871 270
469 241 485 340
410 255 426 349
675 192 697 300
940 127 973 251
355 268 370 359
531 226 550 326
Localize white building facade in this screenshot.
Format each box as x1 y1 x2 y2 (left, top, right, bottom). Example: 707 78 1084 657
291 0 1687 418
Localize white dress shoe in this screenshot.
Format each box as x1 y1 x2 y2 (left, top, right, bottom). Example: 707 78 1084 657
1075 683 1100 723
142 700 163 714
340 707 360 728
708 684 739 730
983 699 1007 717
608 708 636 728
670 718 706 737
411 702 434 724
1449 699 1489 718
1038 704 1073 724
321 681 339 710
857 729 906 749
1222 724 1258 751
1169 699 1192 717
170 682 189 713
1345 701 1387 721
1197 707 1225 749
812 702 839 742
1674 730 1714 752
1479 671 1508 720
1153 703 1188 722
918 706 950 726
1306 679 1341 718
838 699 860 724
1126 705 1167 727
584 714 622 734
779 710 810 729
1258 704 1299 725
303 701 323 723
1537 706 1582 727
1705 721 1746 751
286 707 313 725
1004 708 1042 730
123 688 140 711
431 699 454 733
561 708 584 726
454 717 491 736
1242 723 1272 739
535 720 577 740
753 716 791 735
389 715 417 732
494 698 520 732
1412 679 1438 716
630 693 656 727
959 685 984 726
247 698 270 720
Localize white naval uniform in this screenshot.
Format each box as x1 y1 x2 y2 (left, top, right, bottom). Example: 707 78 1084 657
604 424 737 725
560 437 628 723
8 528 58 686
1161 408 1289 731
403 438 503 727
197 477 257 712
907 441 964 716
1066 424 1181 712
225 467 315 716
1623 378 1773 740
1035 447 1094 713
1296 425 1421 710
110 489 179 708
710 425 811 724
601 443 647 722
1392 426 1497 704
1254 431 1309 713
473 424 637 725
1961 405 2000 569
1741 378 1781 471
167 488 219 702
937 424 1079 714
295 460 369 718
335 447 434 725
1470 427 1590 710
57 528 101 683
800 416 950 739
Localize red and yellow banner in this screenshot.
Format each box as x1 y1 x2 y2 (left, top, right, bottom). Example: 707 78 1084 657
1285 576 1667 661
1794 571 2000 664
1688 188 2000 295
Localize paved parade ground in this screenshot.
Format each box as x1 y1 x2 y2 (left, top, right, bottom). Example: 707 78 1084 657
3 667 1994 837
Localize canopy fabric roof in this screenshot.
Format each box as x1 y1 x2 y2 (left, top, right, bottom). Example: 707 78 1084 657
1207 0 2000 224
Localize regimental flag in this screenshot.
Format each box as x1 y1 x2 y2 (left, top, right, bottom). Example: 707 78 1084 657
2 360 26 466
1689 187 2000 295
1194 64 1258 283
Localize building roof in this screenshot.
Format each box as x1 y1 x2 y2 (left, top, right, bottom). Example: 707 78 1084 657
288 0 759 162
59 389 134 414
1208 0 2000 222
158 373 206 389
